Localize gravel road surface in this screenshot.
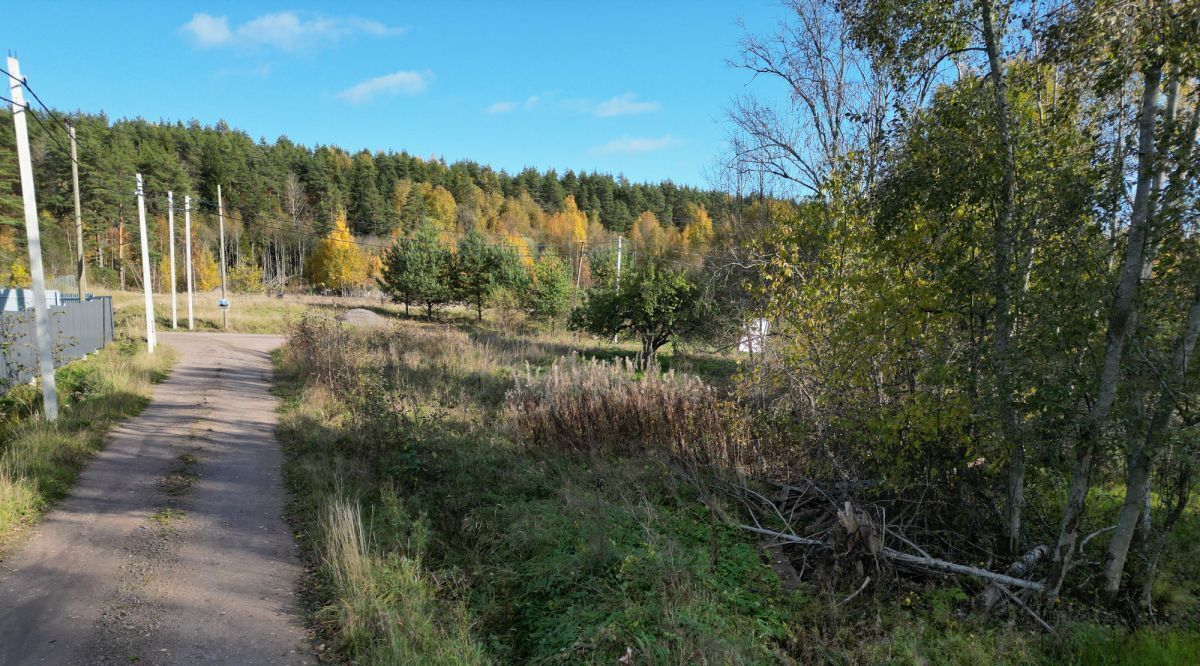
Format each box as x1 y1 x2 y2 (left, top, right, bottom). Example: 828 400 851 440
0 333 311 665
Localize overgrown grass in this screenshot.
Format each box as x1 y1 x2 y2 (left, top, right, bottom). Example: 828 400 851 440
275 311 1200 665
0 340 175 547
276 313 800 663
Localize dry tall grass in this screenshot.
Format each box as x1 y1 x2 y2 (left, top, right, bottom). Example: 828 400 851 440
506 355 755 469
312 494 489 665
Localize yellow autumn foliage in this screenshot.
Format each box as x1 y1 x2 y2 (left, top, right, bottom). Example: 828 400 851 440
630 211 663 252
545 195 588 253
425 185 458 231
305 214 370 293
194 243 221 291
681 204 714 251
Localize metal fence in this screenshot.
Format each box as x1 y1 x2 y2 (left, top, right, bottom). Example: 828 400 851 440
0 296 115 389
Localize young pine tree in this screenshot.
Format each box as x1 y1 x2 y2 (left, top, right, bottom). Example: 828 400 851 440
524 253 572 324
452 230 524 320
379 223 452 317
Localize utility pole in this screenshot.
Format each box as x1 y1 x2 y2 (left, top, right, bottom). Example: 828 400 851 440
185 195 194 330
615 235 623 291
136 174 156 352
217 184 228 329
68 121 85 300
8 57 59 420
167 191 177 329
575 240 586 293
118 210 126 290
613 236 623 344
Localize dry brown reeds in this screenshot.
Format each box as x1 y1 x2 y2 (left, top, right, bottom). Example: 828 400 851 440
505 355 755 470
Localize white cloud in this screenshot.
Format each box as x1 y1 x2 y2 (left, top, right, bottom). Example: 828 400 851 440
595 135 681 155
486 101 517 114
183 13 233 47
182 11 405 52
338 71 430 105
593 92 661 117
487 91 659 117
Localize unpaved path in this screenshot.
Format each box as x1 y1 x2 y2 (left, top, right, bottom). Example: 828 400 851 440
0 333 311 665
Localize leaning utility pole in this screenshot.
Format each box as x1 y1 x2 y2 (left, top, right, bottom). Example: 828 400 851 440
8 56 59 420
68 121 86 300
575 240 586 292
217 184 228 329
136 174 156 352
185 195 194 330
168 191 177 329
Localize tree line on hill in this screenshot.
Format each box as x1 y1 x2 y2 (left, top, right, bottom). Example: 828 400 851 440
0 107 730 297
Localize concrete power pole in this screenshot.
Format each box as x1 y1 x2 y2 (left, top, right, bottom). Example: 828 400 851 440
613 236 623 343
7 57 59 420
217 184 228 330
184 196 194 330
615 235 623 291
68 122 86 300
135 174 156 353
168 191 177 329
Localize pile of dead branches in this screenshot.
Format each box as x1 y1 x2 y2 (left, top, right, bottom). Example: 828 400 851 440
730 476 1059 633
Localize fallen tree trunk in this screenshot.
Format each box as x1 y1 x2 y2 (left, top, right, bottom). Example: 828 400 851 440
983 544 1050 608
738 524 1046 592
883 547 1045 592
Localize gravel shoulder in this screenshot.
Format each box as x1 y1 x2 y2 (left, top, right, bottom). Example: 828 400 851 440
0 332 311 665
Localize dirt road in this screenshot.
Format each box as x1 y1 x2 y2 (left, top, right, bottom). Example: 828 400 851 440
0 333 311 665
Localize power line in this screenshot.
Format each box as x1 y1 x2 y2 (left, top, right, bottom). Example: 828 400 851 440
1 67 85 170
17 76 73 138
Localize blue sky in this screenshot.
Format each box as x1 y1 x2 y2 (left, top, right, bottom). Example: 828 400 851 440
2 2 784 188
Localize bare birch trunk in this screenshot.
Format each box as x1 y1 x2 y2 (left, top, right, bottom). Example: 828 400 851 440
1048 61 1163 597
979 0 1024 554
1103 287 1200 593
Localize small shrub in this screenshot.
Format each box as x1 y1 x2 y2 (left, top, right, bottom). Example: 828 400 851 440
228 264 265 294
505 356 754 469
283 312 357 390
